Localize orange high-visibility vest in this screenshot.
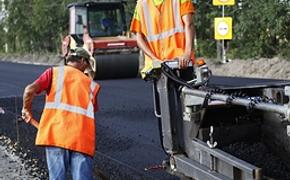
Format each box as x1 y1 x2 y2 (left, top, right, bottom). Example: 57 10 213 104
35 66 100 157
139 0 193 61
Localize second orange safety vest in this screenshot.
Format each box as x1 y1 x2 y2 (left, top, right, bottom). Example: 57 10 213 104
139 0 192 61
35 66 100 157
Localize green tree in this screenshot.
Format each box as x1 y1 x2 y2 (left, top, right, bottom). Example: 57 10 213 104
1 0 289 59
231 0 290 58
5 0 33 53
195 1 220 57
3 0 75 53
31 0 66 52
0 23 6 52
195 0 290 59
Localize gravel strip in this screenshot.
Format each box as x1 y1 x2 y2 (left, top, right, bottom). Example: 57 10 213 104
0 144 35 180
0 135 48 180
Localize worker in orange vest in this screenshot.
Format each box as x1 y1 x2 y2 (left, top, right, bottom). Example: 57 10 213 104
130 0 196 154
21 47 100 180
130 0 195 79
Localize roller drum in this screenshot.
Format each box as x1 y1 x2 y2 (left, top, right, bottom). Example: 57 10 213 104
94 53 139 79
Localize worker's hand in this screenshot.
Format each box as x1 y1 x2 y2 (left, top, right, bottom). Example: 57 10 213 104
21 108 32 123
178 55 191 69
152 59 162 69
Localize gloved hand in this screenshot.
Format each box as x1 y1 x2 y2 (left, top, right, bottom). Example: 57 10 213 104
141 59 162 80
152 59 162 69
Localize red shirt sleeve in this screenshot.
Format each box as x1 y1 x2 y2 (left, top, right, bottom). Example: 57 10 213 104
93 85 101 112
34 68 53 95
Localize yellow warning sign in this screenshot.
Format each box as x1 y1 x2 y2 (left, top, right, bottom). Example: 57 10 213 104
214 17 233 40
213 0 235 6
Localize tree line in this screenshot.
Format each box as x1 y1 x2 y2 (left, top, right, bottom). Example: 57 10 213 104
0 0 289 59
195 0 290 59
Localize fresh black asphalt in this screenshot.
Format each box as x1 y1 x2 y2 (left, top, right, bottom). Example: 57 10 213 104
0 61 176 179
2 61 290 179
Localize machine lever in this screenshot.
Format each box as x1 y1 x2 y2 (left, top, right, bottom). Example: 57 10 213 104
19 116 39 129
206 126 217 148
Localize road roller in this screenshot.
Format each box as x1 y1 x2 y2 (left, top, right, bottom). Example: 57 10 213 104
150 59 290 180
61 0 139 79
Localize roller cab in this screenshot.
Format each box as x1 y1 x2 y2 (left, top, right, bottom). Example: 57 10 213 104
62 0 139 79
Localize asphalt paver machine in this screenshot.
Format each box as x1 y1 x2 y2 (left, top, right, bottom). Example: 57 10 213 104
151 59 290 179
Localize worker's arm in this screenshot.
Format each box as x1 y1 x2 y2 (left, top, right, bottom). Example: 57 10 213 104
22 82 40 123
179 13 195 69
22 68 51 128
136 32 160 61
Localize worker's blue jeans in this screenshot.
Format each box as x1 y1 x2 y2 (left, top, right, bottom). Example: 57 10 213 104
45 147 93 180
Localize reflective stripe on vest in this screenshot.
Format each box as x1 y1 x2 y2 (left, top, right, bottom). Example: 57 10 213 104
44 66 96 119
142 0 184 42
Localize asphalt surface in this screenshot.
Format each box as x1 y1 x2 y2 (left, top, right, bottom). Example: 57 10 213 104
2 61 290 179
0 61 176 179
0 62 48 97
